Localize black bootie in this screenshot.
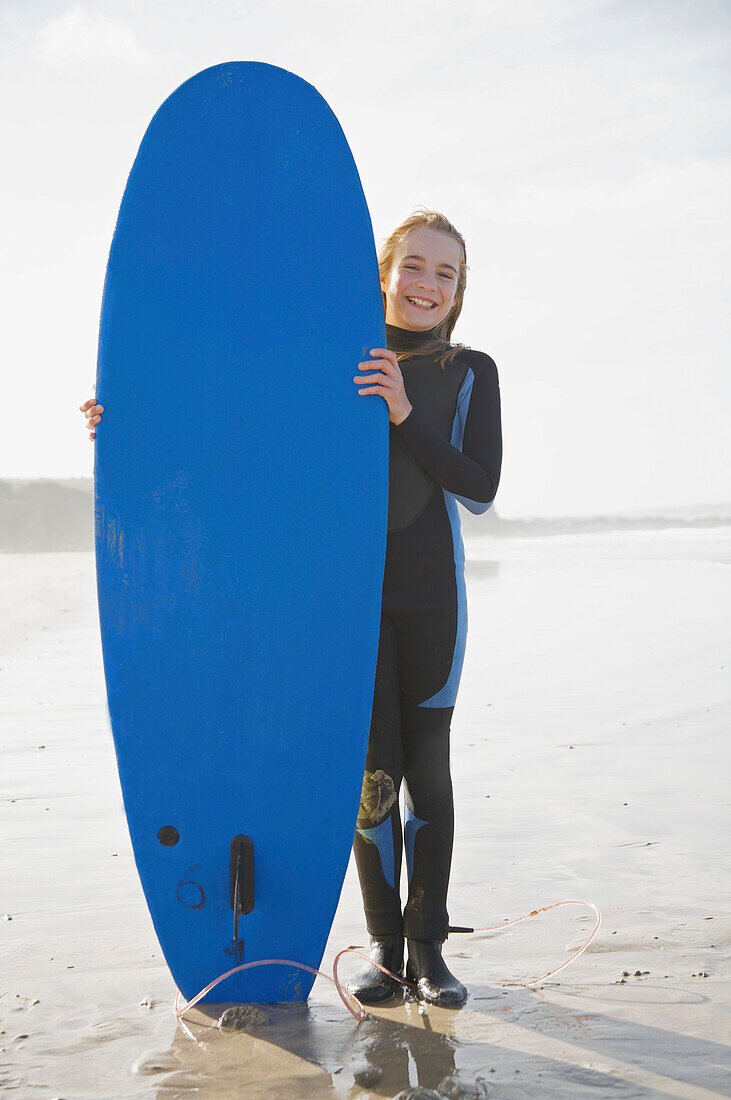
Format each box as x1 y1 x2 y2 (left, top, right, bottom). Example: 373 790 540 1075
405 939 468 1007
345 933 404 1004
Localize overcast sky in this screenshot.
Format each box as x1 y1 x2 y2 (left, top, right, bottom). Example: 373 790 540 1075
1 0 729 517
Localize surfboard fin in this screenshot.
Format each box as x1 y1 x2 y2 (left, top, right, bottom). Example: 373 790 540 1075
231 835 254 941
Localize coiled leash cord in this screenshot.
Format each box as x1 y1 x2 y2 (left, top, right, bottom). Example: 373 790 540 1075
174 899 602 1028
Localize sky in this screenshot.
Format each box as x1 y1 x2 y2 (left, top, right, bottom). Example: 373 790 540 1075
1 0 729 518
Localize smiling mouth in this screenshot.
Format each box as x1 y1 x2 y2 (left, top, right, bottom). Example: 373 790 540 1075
406 296 437 310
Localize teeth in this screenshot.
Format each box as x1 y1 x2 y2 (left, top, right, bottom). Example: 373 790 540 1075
407 297 436 308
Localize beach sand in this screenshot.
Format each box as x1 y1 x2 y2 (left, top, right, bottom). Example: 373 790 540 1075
1 527 730 1098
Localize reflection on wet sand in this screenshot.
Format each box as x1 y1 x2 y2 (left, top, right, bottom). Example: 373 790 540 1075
161 996 465 1098
158 975 731 1098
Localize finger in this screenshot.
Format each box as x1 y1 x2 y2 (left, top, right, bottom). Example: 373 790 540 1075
357 357 393 371
357 386 390 396
359 360 395 380
369 348 398 363
86 414 101 427
79 398 96 411
369 353 400 376
89 431 96 440
353 372 389 385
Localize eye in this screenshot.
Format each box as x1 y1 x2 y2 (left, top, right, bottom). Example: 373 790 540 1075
439 272 454 280
404 264 419 271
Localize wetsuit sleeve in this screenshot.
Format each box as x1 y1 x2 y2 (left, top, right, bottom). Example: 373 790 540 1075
395 352 502 505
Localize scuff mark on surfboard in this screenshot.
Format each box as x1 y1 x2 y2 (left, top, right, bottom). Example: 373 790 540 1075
226 939 245 962
280 975 304 1002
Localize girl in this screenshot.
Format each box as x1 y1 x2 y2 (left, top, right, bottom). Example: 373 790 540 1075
81 208 502 1009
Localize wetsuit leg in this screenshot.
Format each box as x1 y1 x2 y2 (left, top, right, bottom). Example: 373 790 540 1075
355 489 467 942
395 607 460 943
354 605 462 943
353 612 405 937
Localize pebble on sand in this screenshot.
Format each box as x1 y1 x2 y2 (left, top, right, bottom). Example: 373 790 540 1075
218 1004 268 1031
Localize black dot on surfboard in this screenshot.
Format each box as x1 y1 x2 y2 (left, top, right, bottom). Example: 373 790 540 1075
158 826 179 846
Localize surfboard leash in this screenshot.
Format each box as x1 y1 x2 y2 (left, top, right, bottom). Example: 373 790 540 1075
174 898 602 1032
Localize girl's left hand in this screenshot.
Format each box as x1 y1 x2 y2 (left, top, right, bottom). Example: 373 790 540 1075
353 348 413 425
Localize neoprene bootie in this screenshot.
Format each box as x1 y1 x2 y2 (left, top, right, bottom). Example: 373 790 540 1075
345 933 404 1004
405 939 468 1007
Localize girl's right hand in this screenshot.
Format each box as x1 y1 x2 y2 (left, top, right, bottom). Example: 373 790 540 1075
80 396 104 441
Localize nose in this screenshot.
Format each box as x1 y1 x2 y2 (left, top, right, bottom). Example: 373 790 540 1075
416 272 438 292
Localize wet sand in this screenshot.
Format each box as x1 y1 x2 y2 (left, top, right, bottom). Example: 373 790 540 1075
1 528 730 1098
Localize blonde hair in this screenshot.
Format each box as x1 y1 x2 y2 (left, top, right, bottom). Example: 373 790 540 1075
378 207 469 369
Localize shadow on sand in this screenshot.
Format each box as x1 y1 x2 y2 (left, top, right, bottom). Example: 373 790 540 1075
144 979 731 1099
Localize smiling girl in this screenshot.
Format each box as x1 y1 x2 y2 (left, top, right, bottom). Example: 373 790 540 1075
81 207 502 1008
345 209 502 1006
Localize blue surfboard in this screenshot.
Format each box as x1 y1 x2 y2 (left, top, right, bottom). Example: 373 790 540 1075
94 62 387 1003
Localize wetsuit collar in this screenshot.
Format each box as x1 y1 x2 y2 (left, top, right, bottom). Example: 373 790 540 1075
385 322 441 352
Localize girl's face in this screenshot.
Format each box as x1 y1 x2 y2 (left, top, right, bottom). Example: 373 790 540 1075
381 226 462 331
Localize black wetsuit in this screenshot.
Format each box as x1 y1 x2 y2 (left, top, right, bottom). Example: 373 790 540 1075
353 322 502 942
